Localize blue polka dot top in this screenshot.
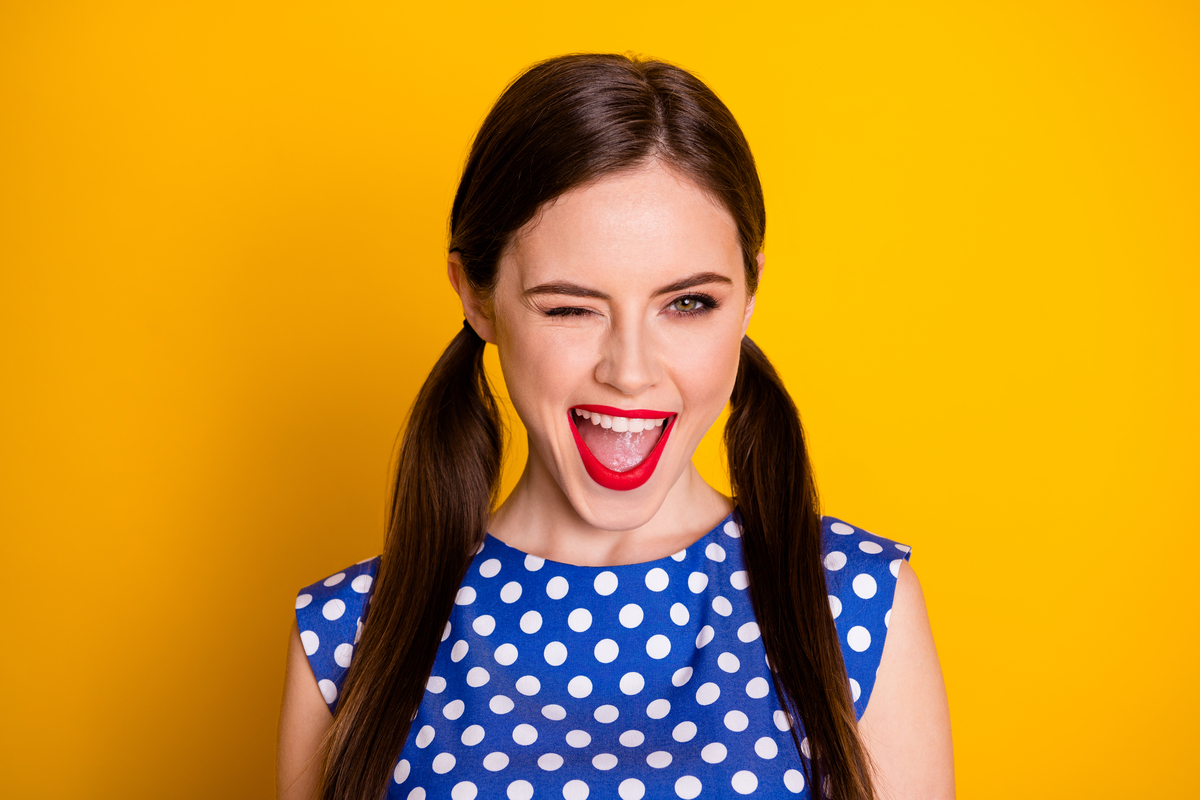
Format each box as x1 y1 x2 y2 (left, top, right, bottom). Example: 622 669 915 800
295 514 911 799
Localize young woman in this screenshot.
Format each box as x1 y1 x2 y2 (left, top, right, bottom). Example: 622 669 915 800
277 54 953 800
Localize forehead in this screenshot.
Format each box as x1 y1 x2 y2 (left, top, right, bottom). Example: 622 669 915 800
502 163 743 288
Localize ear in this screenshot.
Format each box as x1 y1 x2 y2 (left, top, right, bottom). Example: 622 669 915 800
741 251 765 337
448 253 497 344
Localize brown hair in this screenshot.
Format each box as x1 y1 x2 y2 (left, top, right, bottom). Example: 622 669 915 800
319 53 873 800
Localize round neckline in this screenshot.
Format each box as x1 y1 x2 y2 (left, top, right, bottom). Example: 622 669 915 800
482 510 736 571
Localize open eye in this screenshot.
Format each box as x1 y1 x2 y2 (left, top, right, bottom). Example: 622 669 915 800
668 294 717 315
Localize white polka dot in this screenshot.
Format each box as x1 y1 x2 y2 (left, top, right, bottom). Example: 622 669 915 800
451 781 476 800
850 678 861 702
712 596 733 616
322 599 345 621
847 625 871 652
619 729 645 747
324 572 345 587
456 586 477 605
318 679 337 704
724 710 749 731
525 554 545 571
484 752 509 771
334 643 353 668
723 520 743 538
594 638 619 663
427 676 447 694
701 742 727 763
671 550 687 562
891 558 903 578
443 699 465 720
731 770 758 794
520 610 543 634
542 704 567 720
562 779 590 800
394 759 411 784
738 622 761 642
500 581 523 603
473 616 496 636
592 753 618 770
647 698 671 719
746 677 770 698
467 667 490 687
859 540 883 554
619 604 644 628
538 752 563 771
824 551 847 571
730 571 749 590
479 558 501 578
718 652 740 673
512 724 538 745
593 571 618 595
672 721 697 742
619 778 646 800
688 572 709 593
415 725 435 748
895 543 911 553
594 704 619 723
495 643 518 665
853 573 878 599
646 634 671 659
408 788 426 800
568 608 593 632
356 619 363 644
705 543 726 562
675 775 702 799
432 752 456 774
829 595 842 619
295 593 312 609
568 675 594 698
442 621 452 641
566 729 592 748
300 630 319 656
696 682 721 705
546 575 569 599
800 737 811 758
457 724 484 746
670 603 690 625
451 640 469 662
696 626 715 648
885 608 892 628
646 751 672 768
774 710 791 731
830 521 854 535
645 568 669 591
350 574 373 594
672 666 694 686
755 736 778 759
784 769 805 793
490 694 515 714
507 780 533 800
516 676 541 696
544 641 568 666
620 672 645 695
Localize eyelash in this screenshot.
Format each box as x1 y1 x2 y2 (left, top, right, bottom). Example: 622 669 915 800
545 294 719 319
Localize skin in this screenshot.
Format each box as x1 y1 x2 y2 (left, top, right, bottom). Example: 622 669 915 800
276 162 954 798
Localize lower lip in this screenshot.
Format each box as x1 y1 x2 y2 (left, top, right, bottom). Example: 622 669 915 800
568 412 676 492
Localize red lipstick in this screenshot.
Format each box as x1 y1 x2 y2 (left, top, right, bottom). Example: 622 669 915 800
568 407 676 491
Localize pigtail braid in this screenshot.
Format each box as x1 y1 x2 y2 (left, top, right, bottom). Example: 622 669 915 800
319 323 503 800
727 336 874 800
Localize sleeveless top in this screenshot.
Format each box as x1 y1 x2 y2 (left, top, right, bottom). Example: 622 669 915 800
295 515 910 799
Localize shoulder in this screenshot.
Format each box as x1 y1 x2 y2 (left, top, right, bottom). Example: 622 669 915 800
293 556 381 713
819 516 912 719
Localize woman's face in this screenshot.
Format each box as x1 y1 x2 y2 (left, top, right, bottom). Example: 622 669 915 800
459 162 758 531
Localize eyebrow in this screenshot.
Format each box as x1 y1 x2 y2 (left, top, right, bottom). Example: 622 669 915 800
522 271 734 300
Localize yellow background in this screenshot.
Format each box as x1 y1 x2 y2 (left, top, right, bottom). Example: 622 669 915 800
2 1 1196 797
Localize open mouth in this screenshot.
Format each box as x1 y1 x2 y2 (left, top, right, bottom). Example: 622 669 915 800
568 404 677 491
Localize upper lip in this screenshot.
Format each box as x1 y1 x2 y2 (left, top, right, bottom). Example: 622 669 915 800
571 404 676 420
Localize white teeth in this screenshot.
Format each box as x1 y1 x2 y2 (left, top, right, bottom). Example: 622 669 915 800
628 418 645 433
579 409 592 419
655 418 664 427
591 415 600 425
600 414 613 429
574 410 671 430
611 416 629 432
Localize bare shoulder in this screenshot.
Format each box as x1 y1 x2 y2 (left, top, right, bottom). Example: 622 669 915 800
858 560 955 799
277 620 333 800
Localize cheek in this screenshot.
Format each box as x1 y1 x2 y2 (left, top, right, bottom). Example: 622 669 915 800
496 326 593 428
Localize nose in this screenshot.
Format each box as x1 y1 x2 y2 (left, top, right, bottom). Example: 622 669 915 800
594 318 663 396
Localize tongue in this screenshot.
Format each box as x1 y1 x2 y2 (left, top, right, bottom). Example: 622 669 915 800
577 420 663 472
